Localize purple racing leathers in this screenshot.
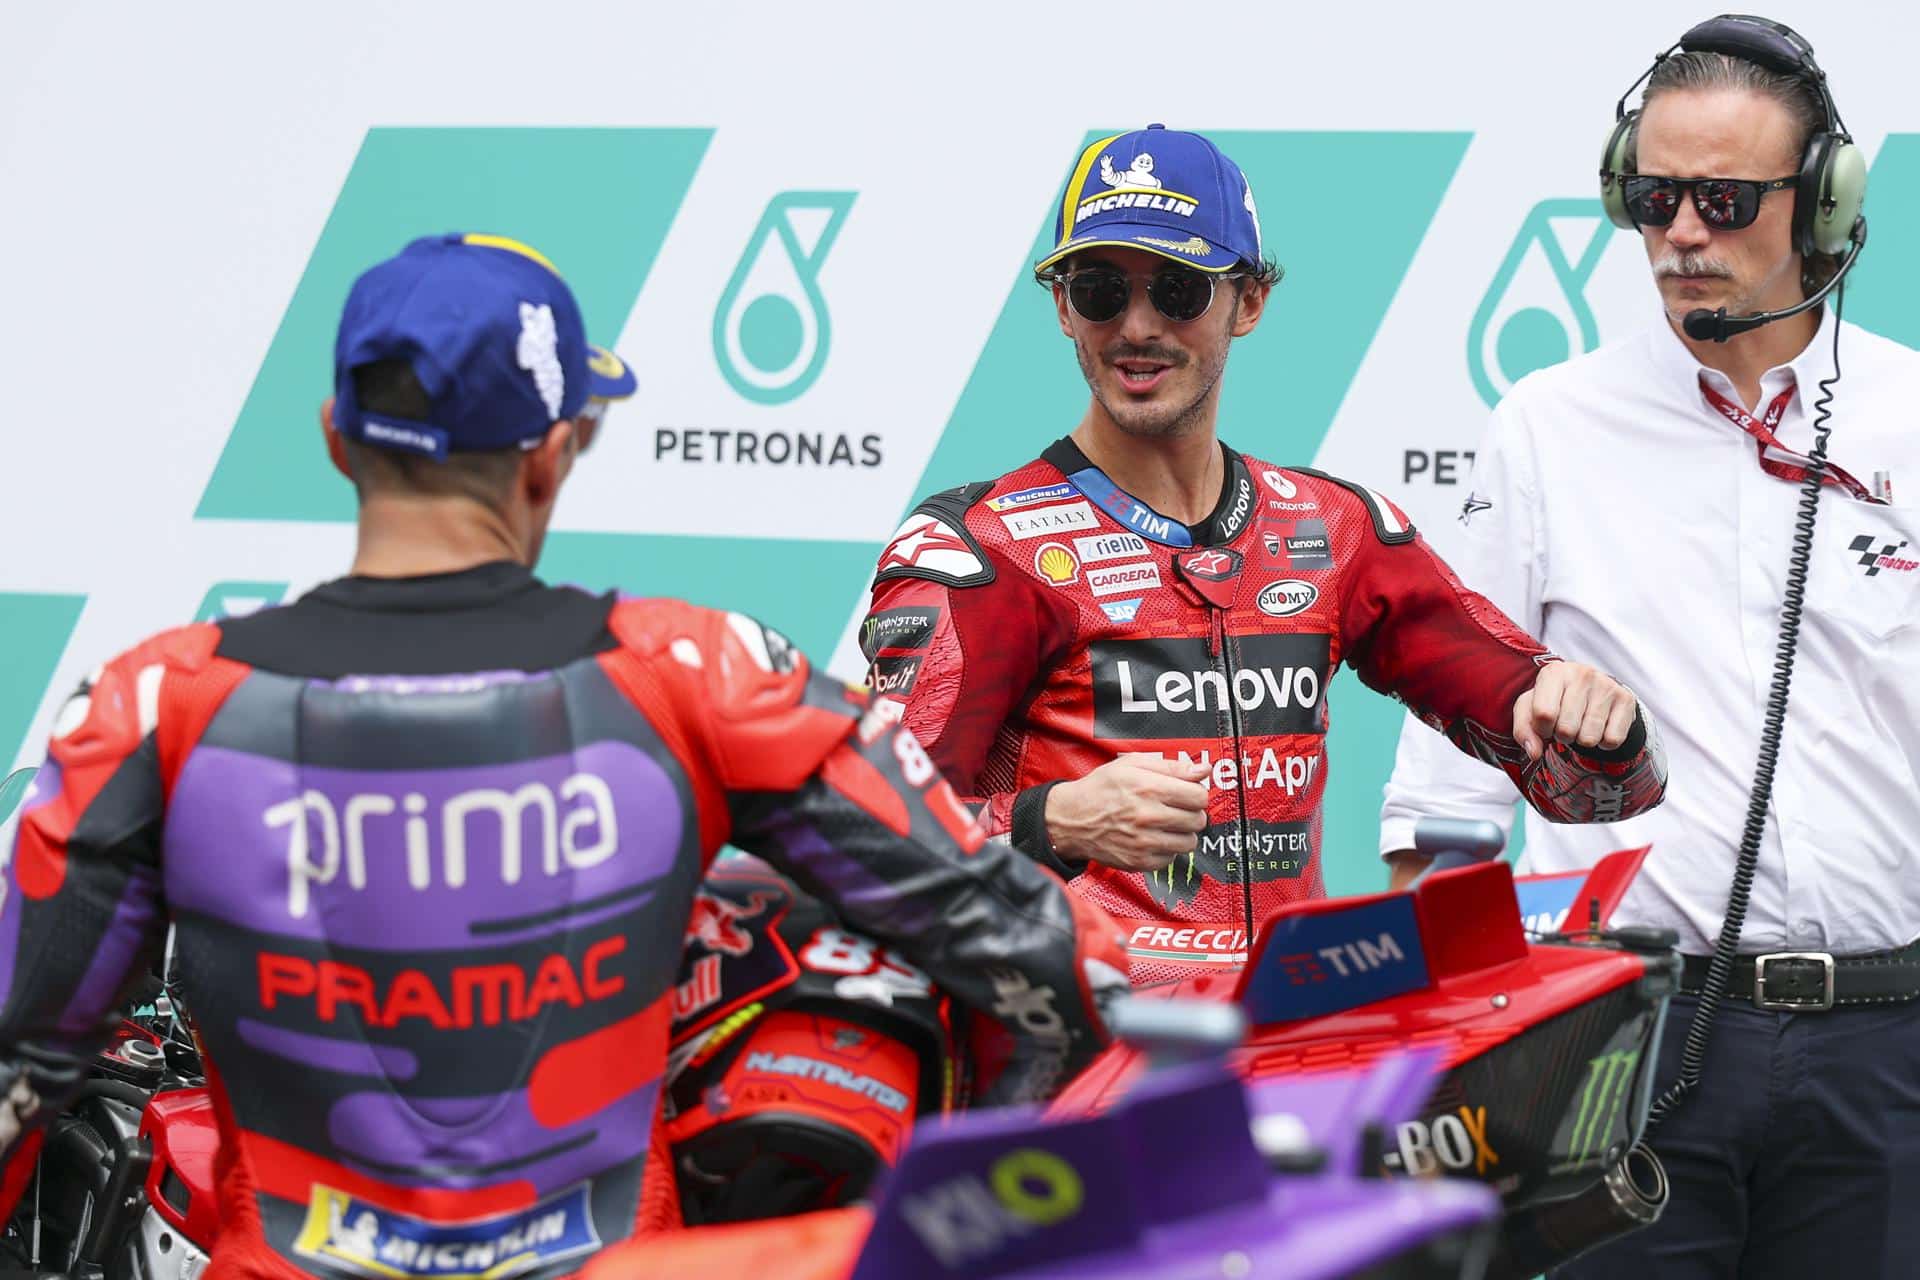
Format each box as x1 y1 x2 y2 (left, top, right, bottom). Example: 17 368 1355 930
0 563 1128 1278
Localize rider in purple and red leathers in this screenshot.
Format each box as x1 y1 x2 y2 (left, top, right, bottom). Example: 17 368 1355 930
864 126 1670 983
0 234 1126 1277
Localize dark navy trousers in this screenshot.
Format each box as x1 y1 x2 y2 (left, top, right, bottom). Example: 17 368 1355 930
1554 993 1920 1279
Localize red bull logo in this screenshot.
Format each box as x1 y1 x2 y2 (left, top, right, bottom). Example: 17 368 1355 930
686 890 778 957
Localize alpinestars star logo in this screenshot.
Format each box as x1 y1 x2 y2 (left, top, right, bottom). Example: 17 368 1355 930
879 519 971 572
1459 493 1491 525
1849 535 1916 577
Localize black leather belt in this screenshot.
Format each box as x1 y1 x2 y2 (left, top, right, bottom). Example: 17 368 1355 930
1679 941 1920 1011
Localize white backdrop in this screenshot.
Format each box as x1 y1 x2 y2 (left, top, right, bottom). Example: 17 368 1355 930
6 1 1919 892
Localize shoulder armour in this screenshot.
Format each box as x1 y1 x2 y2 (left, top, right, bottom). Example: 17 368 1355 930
1288 466 1417 545
872 482 997 589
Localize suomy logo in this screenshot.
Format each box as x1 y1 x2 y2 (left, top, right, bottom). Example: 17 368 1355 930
714 190 856 404
1256 580 1318 617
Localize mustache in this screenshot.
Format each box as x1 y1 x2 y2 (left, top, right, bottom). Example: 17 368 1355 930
1654 251 1735 279
1103 343 1188 367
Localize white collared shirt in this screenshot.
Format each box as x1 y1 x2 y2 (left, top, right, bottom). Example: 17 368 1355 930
1380 308 1920 955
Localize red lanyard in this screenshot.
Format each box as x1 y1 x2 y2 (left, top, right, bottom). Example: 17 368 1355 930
1698 377 1884 504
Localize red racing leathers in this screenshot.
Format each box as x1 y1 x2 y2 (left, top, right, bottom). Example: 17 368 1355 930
864 439 1667 982
0 567 1126 1278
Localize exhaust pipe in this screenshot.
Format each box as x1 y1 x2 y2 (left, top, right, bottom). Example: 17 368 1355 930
1481 1144 1668 1280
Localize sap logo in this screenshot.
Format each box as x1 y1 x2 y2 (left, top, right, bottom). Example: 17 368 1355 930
901 1148 1084 1268
1256 580 1318 618
268 775 617 919
1172 747 1321 796
1099 597 1143 624
1116 663 1320 716
1383 1106 1499 1177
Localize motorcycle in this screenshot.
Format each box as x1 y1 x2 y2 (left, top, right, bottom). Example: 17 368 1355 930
590 1037 1504 1279
660 826 1679 1277
0 815 1677 1278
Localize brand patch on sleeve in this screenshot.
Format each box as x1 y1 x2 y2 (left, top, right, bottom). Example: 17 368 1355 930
860 607 942 659
875 514 992 588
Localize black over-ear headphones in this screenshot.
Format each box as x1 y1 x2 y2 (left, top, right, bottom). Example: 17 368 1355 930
1598 13 1866 258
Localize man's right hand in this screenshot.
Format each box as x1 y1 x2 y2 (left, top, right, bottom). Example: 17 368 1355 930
1044 753 1211 872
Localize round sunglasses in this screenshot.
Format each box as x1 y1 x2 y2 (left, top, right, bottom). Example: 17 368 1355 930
1617 173 1799 231
1060 267 1244 324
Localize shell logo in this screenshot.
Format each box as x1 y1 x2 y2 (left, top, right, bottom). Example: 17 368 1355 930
1034 542 1080 586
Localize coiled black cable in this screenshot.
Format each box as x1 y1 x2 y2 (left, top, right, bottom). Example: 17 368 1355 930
1647 283 1846 1129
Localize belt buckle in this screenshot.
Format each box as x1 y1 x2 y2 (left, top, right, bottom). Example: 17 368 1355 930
1753 951 1835 1011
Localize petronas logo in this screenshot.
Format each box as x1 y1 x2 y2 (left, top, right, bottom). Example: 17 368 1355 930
1564 1047 1640 1168
714 191 856 404
1467 199 1612 407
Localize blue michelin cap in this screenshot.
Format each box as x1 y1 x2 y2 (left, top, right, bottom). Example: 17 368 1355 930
586 344 637 402
1036 124 1263 274
333 233 591 460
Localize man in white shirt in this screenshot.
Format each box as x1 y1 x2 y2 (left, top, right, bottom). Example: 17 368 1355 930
1381 16 1920 1279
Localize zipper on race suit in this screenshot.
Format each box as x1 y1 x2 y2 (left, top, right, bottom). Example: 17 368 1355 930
1213 610 1256 959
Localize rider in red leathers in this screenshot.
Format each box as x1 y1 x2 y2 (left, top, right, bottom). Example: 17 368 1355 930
864 127 1668 982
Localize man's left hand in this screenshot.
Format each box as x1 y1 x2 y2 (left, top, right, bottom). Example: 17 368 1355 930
1513 663 1638 761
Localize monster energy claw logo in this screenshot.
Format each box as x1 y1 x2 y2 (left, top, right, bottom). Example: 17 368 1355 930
1468 199 1612 408
714 190 856 404
1564 1048 1640 1168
